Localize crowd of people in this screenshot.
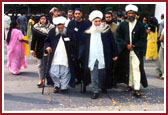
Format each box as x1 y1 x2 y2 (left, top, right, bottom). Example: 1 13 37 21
4 4 165 99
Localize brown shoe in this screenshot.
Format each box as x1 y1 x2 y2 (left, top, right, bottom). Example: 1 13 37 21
125 86 132 92
133 90 141 98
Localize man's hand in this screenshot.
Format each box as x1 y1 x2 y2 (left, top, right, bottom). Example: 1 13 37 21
127 44 135 51
113 57 118 61
30 50 35 56
46 47 52 54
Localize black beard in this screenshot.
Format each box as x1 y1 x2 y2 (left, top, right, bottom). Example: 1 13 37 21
128 16 135 22
106 20 113 24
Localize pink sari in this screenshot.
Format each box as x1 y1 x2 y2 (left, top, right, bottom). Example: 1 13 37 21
7 29 27 74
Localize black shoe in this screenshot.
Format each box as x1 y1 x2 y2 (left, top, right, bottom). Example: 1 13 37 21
101 88 107 93
60 89 68 94
54 87 60 93
91 93 99 99
133 90 141 98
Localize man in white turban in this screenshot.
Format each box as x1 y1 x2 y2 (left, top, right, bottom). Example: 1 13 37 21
115 4 148 98
83 10 118 99
45 16 76 93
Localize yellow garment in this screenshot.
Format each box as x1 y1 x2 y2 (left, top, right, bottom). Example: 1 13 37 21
23 36 30 56
27 19 34 42
146 28 157 60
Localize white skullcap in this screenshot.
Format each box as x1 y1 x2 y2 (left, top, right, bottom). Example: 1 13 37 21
125 4 138 12
89 10 103 21
49 7 58 13
17 14 21 16
53 16 67 25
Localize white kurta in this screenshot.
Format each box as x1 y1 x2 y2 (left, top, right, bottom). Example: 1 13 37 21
51 36 68 67
128 19 141 90
88 31 105 71
50 36 71 89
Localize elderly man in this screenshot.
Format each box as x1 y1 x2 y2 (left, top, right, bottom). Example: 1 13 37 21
83 10 118 99
45 16 76 93
115 4 148 98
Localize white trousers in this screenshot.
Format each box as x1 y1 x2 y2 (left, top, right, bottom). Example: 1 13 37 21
129 51 141 90
49 65 71 89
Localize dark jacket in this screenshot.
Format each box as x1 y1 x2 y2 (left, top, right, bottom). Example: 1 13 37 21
83 28 118 89
114 20 148 88
44 27 76 87
67 19 91 60
31 26 48 59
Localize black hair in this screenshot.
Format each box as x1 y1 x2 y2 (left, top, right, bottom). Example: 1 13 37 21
39 14 48 24
105 12 113 16
6 21 18 45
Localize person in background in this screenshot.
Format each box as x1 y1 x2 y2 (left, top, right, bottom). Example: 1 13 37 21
49 7 59 24
156 28 164 80
16 13 27 36
135 12 141 21
104 7 113 14
115 4 148 98
104 12 118 40
30 15 54 88
4 12 11 40
65 10 74 27
142 16 149 30
6 21 28 75
58 11 66 17
27 15 34 43
157 14 164 52
117 12 125 25
146 17 158 61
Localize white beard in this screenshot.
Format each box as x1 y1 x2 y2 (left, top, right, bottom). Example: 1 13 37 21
85 23 109 34
55 27 67 36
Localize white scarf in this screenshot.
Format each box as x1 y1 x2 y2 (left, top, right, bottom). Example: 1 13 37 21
85 23 109 34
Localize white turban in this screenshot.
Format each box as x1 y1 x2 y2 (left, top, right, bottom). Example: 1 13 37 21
53 16 67 25
89 10 103 21
125 4 138 12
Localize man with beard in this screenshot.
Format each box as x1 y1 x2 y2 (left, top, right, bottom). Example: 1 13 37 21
67 8 91 86
105 12 118 40
115 4 148 98
45 16 76 93
83 10 118 99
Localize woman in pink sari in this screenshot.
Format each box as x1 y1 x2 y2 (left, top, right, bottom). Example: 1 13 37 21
6 21 27 75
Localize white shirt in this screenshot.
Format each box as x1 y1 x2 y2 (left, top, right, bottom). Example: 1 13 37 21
129 19 138 55
51 36 68 67
88 31 105 71
129 19 137 45
4 14 11 29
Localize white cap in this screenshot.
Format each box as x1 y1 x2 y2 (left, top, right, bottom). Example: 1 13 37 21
125 4 138 12
53 16 67 25
89 10 103 21
49 7 58 13
17 14 21 16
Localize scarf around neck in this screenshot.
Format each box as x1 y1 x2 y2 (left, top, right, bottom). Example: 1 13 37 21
33 22 55 35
